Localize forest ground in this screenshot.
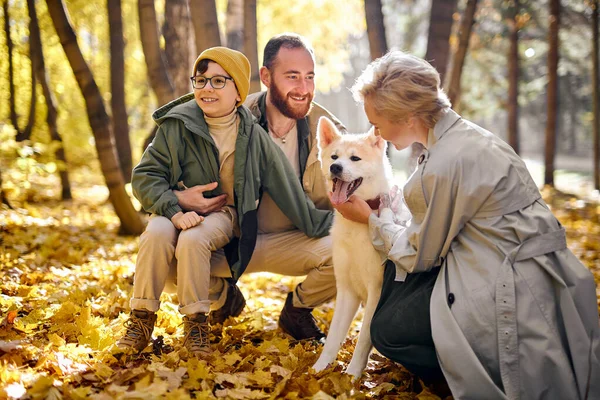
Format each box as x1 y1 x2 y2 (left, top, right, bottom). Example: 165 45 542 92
0 166 598 399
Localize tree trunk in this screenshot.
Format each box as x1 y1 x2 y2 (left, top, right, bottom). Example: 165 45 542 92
226 0 244 51
108 0 132 183
163 0 194 97
27 0 72 200
544 0 559 186
593 0 599 190
138 0 175 106
507 0 520 154
189 0 221 54
0 166 12 209
364 0 388 60
46 0 145 235
5 1 36 142
244 0 260 93
425 0 458 84
445 0 478 110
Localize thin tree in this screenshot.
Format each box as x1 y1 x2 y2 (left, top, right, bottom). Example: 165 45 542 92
244 0 260 93
46 0 145 235
108 0 132 182
425 0 458 84
506 0 520 154
226 0 244 51
445 0 478 109
0 167 12 209
138 0 175 106
27 0 72 199
4 1 36 142
163 0 194 96
364 0 388 60
593 0 599 190
544 0 560 186
189 0 221 53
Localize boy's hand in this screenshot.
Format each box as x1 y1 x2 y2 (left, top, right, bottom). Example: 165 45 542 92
174 182 228 215
171 211 204 230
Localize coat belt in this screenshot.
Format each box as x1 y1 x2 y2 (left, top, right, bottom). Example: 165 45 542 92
495 228 567 400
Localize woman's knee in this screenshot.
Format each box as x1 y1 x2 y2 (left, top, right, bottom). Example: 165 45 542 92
370 308 395 351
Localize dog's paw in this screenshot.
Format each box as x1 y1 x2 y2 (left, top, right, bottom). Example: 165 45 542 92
345 363 364 380
312 358 331 373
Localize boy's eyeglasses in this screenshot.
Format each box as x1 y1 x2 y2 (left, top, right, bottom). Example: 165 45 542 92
190 75 233 89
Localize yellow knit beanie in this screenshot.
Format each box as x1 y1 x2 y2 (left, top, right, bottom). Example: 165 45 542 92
192 47 251 106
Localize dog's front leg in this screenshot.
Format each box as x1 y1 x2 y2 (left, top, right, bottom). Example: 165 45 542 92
345 290 381 379
313 290 361 372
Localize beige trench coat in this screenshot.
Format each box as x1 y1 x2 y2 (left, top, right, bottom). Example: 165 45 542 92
386 110 600 399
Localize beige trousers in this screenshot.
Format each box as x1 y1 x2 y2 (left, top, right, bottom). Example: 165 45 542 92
131 212 235 315
131 214 336 315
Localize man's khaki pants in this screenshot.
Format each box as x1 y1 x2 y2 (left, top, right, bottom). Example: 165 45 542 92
130 213 335 315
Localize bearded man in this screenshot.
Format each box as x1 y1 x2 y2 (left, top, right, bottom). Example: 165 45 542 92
166 34 344 341
239 33 346 340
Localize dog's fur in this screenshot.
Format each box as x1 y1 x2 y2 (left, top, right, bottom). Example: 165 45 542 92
313 117 392 378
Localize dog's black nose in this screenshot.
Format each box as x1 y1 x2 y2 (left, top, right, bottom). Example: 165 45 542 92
330 164 343 175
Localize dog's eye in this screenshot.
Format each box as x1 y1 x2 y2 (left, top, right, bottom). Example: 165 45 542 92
350 156 361 162
331 155 338 160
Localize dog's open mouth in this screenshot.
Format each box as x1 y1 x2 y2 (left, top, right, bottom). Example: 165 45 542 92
330 177 363 205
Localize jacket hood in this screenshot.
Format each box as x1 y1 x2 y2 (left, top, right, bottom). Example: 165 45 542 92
152 93 256 135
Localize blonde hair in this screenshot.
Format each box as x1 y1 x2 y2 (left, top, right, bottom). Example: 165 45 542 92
351 51 451 128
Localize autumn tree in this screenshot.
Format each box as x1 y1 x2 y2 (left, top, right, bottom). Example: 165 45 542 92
189 0 221 53
544 0 560 186
226 0 244 51
593 0 599 190
108 0 132 183
0 167 11 209
45 0 144 235
425 0 458 84
445 0 478 109
4 1 36 142
244 0 260 93
163 0 194 97
365 0 388 60
506 0 521 154
138 0 175 107
27 0 72 199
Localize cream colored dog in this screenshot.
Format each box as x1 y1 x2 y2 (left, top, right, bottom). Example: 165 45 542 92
312 117 392 379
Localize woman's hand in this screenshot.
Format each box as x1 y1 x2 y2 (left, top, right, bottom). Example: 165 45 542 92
171 211 204 230
329 192 373 224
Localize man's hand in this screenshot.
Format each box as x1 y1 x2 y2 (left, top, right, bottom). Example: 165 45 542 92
174 182 228 215
329 192 373 224
171 211 204 230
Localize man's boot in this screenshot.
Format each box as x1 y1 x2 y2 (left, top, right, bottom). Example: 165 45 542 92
278 292 325 340
209 282 246 325
117 309 157 352
183 313 211 356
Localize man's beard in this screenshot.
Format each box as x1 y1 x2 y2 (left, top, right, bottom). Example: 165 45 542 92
270 80 313 120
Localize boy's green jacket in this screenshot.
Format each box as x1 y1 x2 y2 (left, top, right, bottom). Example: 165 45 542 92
132 93 333 281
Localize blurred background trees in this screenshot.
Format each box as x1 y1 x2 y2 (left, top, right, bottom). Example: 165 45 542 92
1 0 599 231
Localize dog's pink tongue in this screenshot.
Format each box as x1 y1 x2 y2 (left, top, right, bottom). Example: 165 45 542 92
331 180 351 205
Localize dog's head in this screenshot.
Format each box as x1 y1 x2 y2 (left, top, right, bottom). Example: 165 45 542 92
317 117 390 206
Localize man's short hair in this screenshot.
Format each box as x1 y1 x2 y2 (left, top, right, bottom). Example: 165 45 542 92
263 33 315 70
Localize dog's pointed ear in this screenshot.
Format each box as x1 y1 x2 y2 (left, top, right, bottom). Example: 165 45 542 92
317 117 341 149
367 128 387 151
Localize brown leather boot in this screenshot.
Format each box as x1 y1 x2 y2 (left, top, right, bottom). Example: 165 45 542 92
209 282 246 325
182 313 211 356
278 292 325 341
117 309 157 352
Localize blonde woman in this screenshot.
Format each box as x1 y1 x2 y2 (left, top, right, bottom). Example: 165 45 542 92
334 51 600 399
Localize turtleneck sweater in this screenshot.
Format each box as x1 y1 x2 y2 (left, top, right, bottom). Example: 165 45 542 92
205 109 238 207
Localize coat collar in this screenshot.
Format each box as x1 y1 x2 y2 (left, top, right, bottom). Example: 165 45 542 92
433 109 462 143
